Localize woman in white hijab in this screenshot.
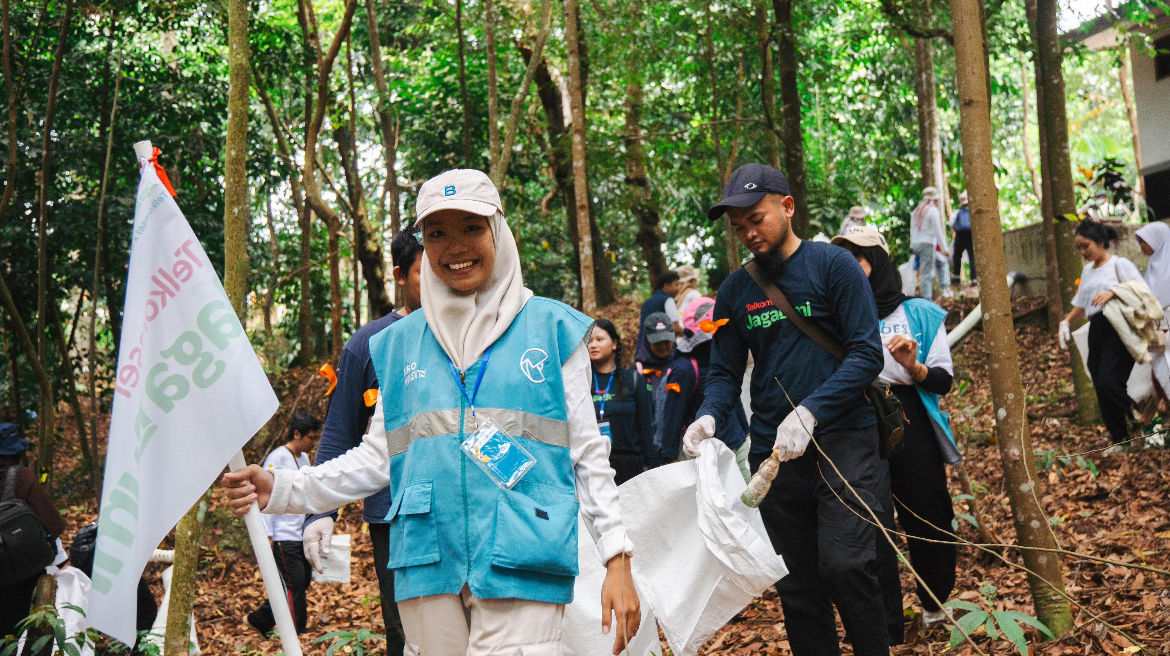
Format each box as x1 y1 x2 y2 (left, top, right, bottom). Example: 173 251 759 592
223 170 641 656
1136 222 1170 404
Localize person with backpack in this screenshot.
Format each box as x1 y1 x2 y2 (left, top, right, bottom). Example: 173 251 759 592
588 319 655 484
0 422 66 637
635 271 680 368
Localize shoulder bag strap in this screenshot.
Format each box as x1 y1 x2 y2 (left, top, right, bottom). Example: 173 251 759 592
2 464 19 501
744 259 848 362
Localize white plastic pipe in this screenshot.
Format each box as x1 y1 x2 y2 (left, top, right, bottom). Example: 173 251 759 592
946 272 1027 348
229 450 304 655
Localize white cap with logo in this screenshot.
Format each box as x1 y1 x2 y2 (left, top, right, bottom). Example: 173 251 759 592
414 169 502 225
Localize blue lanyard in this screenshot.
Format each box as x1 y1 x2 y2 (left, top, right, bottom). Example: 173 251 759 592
593 369 616 419
447 347 493 418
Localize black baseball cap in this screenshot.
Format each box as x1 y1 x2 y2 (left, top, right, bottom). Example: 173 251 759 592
706 163 791 221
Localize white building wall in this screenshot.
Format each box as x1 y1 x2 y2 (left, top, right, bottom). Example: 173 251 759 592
1130 14 1170 173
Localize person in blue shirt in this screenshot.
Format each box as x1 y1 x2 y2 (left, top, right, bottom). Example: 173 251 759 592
300 227 423 654
833 225 959 636
634 271 680 368
949 191 975 284
682 163 889 656
587 319 654 484
223 169 640 656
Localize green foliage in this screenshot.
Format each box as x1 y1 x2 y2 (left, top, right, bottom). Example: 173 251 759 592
1035 448 1099 478
945 594 1056 656
314 628 386 656
0 604 96 656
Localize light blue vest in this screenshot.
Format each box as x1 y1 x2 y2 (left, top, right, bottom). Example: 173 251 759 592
369 297 593 604
901 298 961 465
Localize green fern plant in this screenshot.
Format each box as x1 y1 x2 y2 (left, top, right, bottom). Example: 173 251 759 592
945 583 1055 655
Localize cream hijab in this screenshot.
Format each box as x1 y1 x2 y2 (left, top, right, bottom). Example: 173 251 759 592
1136 222 1170 308
419 209 533 370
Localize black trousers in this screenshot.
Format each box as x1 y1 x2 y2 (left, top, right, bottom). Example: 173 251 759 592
951 229 975 282
885 387 957 614
1087 314 1136 443
609 451 644 486
750 426 890 656
251 541 312 633
0 573 39 637
370 523 407 656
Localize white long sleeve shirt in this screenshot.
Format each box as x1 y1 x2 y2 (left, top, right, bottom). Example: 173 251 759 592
265 342 632 565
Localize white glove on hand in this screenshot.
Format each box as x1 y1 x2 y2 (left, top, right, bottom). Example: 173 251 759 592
773 406 816 462
1058 320 1071 350
682 415 717 457
302 516 334 574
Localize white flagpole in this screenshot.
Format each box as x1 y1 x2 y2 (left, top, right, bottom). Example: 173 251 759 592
228 450 303 656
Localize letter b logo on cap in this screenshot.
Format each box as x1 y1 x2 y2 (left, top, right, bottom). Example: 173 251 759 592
444 185 456 196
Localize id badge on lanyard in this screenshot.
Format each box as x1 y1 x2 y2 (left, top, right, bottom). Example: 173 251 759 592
449 347 537 489
597 421 612 441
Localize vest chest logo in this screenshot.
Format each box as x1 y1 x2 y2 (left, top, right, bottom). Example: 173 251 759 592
520 348 550 384
404 361 426 385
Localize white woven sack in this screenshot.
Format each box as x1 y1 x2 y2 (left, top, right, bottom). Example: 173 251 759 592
562 515 660 656
618 439 787 656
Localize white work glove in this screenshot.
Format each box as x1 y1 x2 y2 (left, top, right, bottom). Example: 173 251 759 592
773 406 816 462
302 516 335 574
682 415 717 457
1058 320 1071 350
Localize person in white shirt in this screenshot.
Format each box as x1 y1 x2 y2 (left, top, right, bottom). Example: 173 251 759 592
1058 220 1143 451
832 226 958 638
247 411 321 636
909 187 948 299
1136 223 1170 407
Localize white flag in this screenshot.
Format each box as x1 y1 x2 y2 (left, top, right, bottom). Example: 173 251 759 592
89 153 278 645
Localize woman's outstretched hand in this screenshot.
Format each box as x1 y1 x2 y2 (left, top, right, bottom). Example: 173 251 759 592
220 464 274 515
600 553 641 655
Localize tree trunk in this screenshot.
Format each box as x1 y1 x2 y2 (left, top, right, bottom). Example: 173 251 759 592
1027 0 1097 423
455 0 472 166
1118 45 1143 199
223 0 250 317
772 0 809 238
297 0 357 356
89 43 121 501
491 0 552 189
754 0 780 169
951 0 1073 637
564 0 595 313
914 29 943 193
164 493 209 656
485 0 500 169
1 0 21 220
1020 61 1043 203
336 53 392 319
365 0 401 236
622 34 668 287
33 0 73 487
703 2 740 273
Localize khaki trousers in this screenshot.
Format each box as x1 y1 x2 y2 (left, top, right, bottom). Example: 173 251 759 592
398 585 565 656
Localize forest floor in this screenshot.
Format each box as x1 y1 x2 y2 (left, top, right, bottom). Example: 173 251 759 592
49 294 1170 655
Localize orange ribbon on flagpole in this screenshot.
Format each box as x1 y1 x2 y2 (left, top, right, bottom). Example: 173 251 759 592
146 147 177 197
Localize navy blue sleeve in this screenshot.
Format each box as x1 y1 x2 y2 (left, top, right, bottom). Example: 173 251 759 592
305 330 381 526
656 361 698 462
632 370 656 469
697 282 747 426
799 251 884 425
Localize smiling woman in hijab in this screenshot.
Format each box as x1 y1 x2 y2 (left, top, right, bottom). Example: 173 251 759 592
832 225 959 639
222 170 641 656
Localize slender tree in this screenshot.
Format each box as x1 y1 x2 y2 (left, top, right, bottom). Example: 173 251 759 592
1117 45 1142 199
1026 0 1097 423
485 0 500 169
623 0 667 286
365 0 401 236
703 1 740 273
754 0 780 169
490 0 552 188
564 0 595 313
33 0 73 485
951 0 1072 637
771 0 809 237
455 0 472 166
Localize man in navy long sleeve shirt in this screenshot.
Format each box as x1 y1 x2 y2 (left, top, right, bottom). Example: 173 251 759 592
303 229 422 656
686 164 889 656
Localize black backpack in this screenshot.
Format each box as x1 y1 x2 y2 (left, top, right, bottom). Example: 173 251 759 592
0 464 56 585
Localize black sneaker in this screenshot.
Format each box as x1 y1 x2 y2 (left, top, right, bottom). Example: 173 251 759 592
246 611 273 639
